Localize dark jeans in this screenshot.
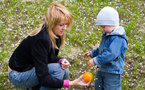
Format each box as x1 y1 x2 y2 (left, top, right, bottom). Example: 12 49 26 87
95 71 122 90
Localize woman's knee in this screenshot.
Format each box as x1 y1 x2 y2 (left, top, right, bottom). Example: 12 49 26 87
48 63 69 80
63 68 69 79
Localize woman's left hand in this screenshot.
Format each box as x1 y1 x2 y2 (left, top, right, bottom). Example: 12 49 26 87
61 59 70 69
69 75 90 86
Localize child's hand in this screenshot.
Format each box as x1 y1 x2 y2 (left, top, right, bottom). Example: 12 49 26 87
61 59 70 69
87 59 94 67
83 52 91 58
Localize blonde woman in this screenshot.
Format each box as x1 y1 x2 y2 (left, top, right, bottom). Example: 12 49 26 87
8 2 90 90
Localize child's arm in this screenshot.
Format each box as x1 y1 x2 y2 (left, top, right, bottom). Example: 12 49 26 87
84 47 100 58
90 47 100 58
93 36 127 66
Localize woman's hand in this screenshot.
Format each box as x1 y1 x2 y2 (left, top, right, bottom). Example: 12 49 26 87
83 52 91 58
61 59 70 69
69 75 90 86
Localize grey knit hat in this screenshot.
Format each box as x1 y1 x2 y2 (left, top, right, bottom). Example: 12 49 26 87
96 6 119 26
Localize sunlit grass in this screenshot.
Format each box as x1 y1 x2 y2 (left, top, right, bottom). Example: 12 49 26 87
0 0 145 89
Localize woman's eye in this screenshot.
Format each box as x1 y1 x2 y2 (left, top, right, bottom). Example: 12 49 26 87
59 23 68 27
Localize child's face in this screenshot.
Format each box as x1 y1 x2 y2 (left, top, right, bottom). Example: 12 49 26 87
100 26 116 33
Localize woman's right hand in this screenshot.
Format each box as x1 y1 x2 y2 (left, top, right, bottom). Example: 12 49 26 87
69 75 90 86
83 52 91 58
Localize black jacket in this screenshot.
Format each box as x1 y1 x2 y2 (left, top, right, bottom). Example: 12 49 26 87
9 25 63 88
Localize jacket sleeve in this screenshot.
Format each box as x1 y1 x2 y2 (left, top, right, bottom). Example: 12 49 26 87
90 46 100 58
51 51 62 63
32 39 63 88
93 36 124 65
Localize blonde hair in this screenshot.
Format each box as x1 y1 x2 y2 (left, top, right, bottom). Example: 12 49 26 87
28 2 73 49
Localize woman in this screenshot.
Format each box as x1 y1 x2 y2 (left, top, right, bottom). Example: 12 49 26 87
8 2 90 90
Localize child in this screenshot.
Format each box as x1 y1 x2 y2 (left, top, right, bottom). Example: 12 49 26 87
83 7 128 90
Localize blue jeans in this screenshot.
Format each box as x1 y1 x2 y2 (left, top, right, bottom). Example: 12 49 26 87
9 63 69 90
95 71 121 90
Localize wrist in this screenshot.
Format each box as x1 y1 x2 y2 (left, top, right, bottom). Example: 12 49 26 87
89 51 93 58
57 58 63 63
69 81 75 86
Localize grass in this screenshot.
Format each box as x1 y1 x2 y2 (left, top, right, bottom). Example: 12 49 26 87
0 0 145 90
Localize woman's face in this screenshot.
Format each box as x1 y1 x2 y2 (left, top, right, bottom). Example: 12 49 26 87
52 20 68 36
